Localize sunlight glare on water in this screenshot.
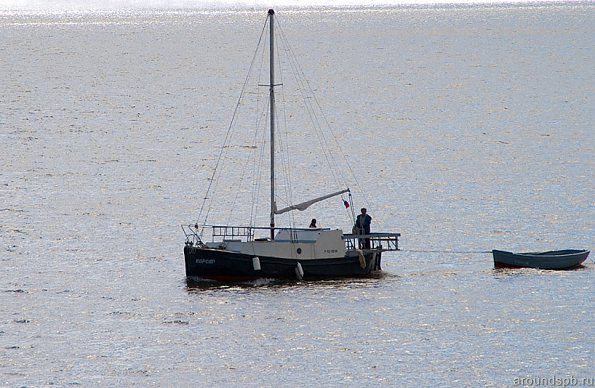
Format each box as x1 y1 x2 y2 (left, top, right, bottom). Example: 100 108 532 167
1 2 593 386
0 0 568 12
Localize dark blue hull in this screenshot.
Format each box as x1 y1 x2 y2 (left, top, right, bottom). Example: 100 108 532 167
184 245 382 281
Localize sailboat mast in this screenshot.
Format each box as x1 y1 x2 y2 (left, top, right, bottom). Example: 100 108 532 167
268 9 276 240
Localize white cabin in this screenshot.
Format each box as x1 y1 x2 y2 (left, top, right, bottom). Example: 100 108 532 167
205 228 347 260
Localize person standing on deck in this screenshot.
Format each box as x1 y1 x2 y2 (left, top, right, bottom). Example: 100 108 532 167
355 208 372 248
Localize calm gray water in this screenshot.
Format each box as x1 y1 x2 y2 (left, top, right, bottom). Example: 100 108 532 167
1 3 594 387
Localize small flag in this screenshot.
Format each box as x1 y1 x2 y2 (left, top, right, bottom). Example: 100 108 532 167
343 200 350 209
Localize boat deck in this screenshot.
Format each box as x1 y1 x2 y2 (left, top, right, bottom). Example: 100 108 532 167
183 225 400 252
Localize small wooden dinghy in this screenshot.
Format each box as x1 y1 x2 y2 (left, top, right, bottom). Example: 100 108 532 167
493 249 590 270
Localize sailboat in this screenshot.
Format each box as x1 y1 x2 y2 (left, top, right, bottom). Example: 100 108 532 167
182 9 400 282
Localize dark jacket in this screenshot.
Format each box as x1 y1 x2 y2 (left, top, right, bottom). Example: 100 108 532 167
355 214 372 234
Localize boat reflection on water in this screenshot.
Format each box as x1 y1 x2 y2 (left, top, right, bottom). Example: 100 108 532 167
184 271 393 291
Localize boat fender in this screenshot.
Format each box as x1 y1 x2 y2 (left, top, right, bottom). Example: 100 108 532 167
357 250 366 269
295 262 304 280
252 256 261 271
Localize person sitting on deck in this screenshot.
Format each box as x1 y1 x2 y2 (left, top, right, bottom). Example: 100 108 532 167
309 218 317 228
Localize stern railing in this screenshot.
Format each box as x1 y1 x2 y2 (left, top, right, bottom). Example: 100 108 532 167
342 232 401 252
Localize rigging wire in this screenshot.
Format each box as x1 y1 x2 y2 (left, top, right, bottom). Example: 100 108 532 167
276 20 370 219
276 24 356 187
273 16 297 229
247 23 271 230
194 16 270 235
274 22 344 224
227 18 271 228
196 12 375 233
250 94 268 229
247 96 269 230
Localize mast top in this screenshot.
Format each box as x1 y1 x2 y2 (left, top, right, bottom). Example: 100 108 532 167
268 9 274 15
